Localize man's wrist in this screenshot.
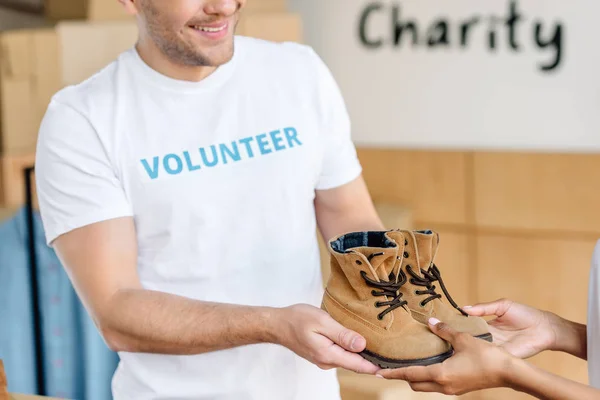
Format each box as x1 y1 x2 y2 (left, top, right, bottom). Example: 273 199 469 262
255 306 286 345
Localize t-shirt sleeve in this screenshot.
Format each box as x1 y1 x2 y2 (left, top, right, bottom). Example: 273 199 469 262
310 49 363 191
35 99 133 246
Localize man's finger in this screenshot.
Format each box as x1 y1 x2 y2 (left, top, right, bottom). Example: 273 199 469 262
325 344 379 374
378 365 441 382
409 381 446 394
318 318 366 353
463 298 512 318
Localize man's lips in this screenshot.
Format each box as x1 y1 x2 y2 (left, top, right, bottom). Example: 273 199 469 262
188 21 229 39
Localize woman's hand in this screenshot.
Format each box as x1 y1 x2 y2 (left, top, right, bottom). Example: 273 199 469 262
464 298 558 359
378 318 515 396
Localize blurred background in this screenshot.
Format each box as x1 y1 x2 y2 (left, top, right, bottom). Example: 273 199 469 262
0 0 597 399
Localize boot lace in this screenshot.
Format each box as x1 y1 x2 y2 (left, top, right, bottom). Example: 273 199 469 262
406 263 468 317
360 253 408 320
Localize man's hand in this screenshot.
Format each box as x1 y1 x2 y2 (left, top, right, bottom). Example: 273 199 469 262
378 318 514 396
464 299 558 359
272 304 379 375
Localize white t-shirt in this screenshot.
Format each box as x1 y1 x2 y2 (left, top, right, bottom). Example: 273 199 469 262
35 36 362 400
588 240 600 388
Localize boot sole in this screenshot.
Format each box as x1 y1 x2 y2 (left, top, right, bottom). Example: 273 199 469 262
359 348 454 369
476 332 493 342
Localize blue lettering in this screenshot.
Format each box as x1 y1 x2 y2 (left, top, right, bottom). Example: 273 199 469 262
284 127 302 147
269 130 286 151
183 151 201 171
256 133 272 155
220 142 241 164
141 157 160 180
164 154 183 175
239 137 255 158
200 145 219 167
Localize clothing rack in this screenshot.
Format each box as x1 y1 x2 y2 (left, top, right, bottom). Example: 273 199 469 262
23 165 45 396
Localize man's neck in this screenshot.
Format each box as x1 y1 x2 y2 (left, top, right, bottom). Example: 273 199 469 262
135 38 217 82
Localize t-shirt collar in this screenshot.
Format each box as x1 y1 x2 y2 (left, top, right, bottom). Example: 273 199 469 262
128 37 239 92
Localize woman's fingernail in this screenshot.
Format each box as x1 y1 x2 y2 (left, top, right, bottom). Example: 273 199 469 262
463 306 472 309
429 317 441 326
376 374 384 379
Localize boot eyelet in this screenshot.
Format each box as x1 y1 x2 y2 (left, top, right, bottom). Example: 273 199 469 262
414 290 419 295
355 260 362 265
374 301 381 308
419 301 426 307
403 252 409 258
371 290 378 296
377 314 384 321
404 239 408 246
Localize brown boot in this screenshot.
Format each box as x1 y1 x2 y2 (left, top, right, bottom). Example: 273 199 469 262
385 230 492 342
322 231 453 369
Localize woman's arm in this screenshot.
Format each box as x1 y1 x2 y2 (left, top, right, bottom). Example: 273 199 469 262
549 317 587 360
379 318 597 399
508 357 597 399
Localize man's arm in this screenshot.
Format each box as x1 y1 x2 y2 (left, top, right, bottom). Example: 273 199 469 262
54 216 273 354
53 216 379 374
315 175 385 242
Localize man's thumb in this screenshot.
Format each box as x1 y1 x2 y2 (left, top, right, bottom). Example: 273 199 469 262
334 328 366 352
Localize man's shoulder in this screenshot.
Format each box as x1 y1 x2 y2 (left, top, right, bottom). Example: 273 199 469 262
51 49 132 115
235 36 321 70
233 36 325 91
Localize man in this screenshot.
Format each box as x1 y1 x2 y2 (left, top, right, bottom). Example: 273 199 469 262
378 239 600 399
35 1 383 399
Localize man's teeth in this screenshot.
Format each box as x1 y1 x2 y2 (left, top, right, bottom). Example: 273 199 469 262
193 25 225 32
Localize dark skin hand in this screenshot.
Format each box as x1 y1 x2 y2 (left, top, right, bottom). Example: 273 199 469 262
378 300 597 400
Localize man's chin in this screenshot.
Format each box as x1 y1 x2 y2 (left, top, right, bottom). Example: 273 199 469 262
206 49 235 67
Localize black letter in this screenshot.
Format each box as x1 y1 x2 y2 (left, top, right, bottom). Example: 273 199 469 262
535 22 563 72
506 0 523 50
460 17 480 47
359 2 384 48
427 19 449 47
488 16 502 51
392 4 418 46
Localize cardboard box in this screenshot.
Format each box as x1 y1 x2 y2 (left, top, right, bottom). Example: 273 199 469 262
45 0 286 21
237 12 302 42
0 29 61 155
57 20 138 86
45 0 129 21
0 153 36 208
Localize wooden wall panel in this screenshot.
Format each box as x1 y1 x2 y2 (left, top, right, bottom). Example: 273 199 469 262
475 233 594 396
473 153 600 234
358 149 470 226
414 227 476 308
476 234 594 323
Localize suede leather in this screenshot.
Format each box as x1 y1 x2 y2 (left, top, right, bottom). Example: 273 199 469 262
322 232 451 361
386 230 489 338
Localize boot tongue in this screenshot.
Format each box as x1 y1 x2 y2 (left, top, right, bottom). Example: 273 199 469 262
413 230 438 270
353 247 398 281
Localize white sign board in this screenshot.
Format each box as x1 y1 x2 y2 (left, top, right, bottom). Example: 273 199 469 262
289 0 600 151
